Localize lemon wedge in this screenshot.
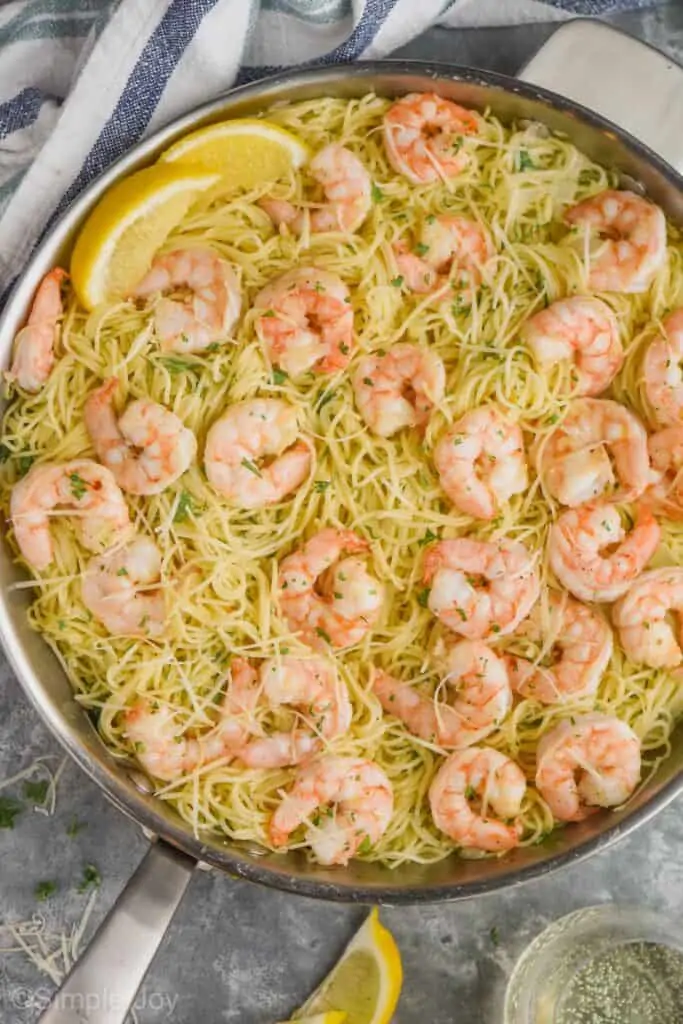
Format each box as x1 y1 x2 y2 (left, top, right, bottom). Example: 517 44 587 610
70 164 220 310
158 117 309 190
282 1014 347 1024
297 910 402 1024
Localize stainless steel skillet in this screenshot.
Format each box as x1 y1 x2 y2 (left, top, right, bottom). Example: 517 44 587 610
1 19 682 1024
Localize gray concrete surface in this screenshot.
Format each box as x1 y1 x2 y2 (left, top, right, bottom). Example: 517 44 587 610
2 5 683 1023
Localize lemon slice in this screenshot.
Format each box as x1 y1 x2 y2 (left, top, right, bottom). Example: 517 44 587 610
158 118 309 190
70 164 220 310
282 1014 347 1024
297 910 402 1024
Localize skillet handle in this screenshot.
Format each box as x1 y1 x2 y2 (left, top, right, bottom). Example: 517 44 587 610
518 19 683 173
38 841 195 1024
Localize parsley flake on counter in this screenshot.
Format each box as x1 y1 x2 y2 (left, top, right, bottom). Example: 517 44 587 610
77 864 101 893
35 881 58 902
23 780 49 805
0 797 22 829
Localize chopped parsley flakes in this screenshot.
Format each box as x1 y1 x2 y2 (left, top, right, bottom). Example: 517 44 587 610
0 797 22 829
241 458 262 478
23 780 49 805
35 880 58 902
69 473 87 500
173 490 195 523
77 864 101 893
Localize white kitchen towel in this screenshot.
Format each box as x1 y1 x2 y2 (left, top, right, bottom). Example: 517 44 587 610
0 0 664 294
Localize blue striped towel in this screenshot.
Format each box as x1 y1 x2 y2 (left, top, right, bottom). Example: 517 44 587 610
0 0 661 295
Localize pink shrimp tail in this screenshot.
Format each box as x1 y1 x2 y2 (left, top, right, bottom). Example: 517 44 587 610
87 376 118 409
422 544 444 583
331 528 370 556
38 267 69 305
259 198 302 231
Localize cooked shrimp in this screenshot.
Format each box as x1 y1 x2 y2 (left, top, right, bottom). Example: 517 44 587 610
254 267 354 377
352 343 446 437
564 190 667 293
10 459 131 571
535 713 641 822
613 567 683 668
395 215 492 296
84 378 196 496
643 309 683 426
429 747 526 852
374 640 512 748
132 247 241 353
9 268 68 393
434 405 528 519
393 248 439 294
422 538 540 640
82 536 165 636
204 398 312 510
645 424 683 519
278 528 383 649
505 591 613 704
548 503 660 603
383 93 480 185
125 657 259 782
260 143 371 234
422 215 492 278
522 296 623 397
268 755 394 865
537 398 656 507
237 656 352 768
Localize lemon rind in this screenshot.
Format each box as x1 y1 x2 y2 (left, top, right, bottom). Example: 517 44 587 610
299 910 402 1024
159 118 309 168
72 169 219 308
